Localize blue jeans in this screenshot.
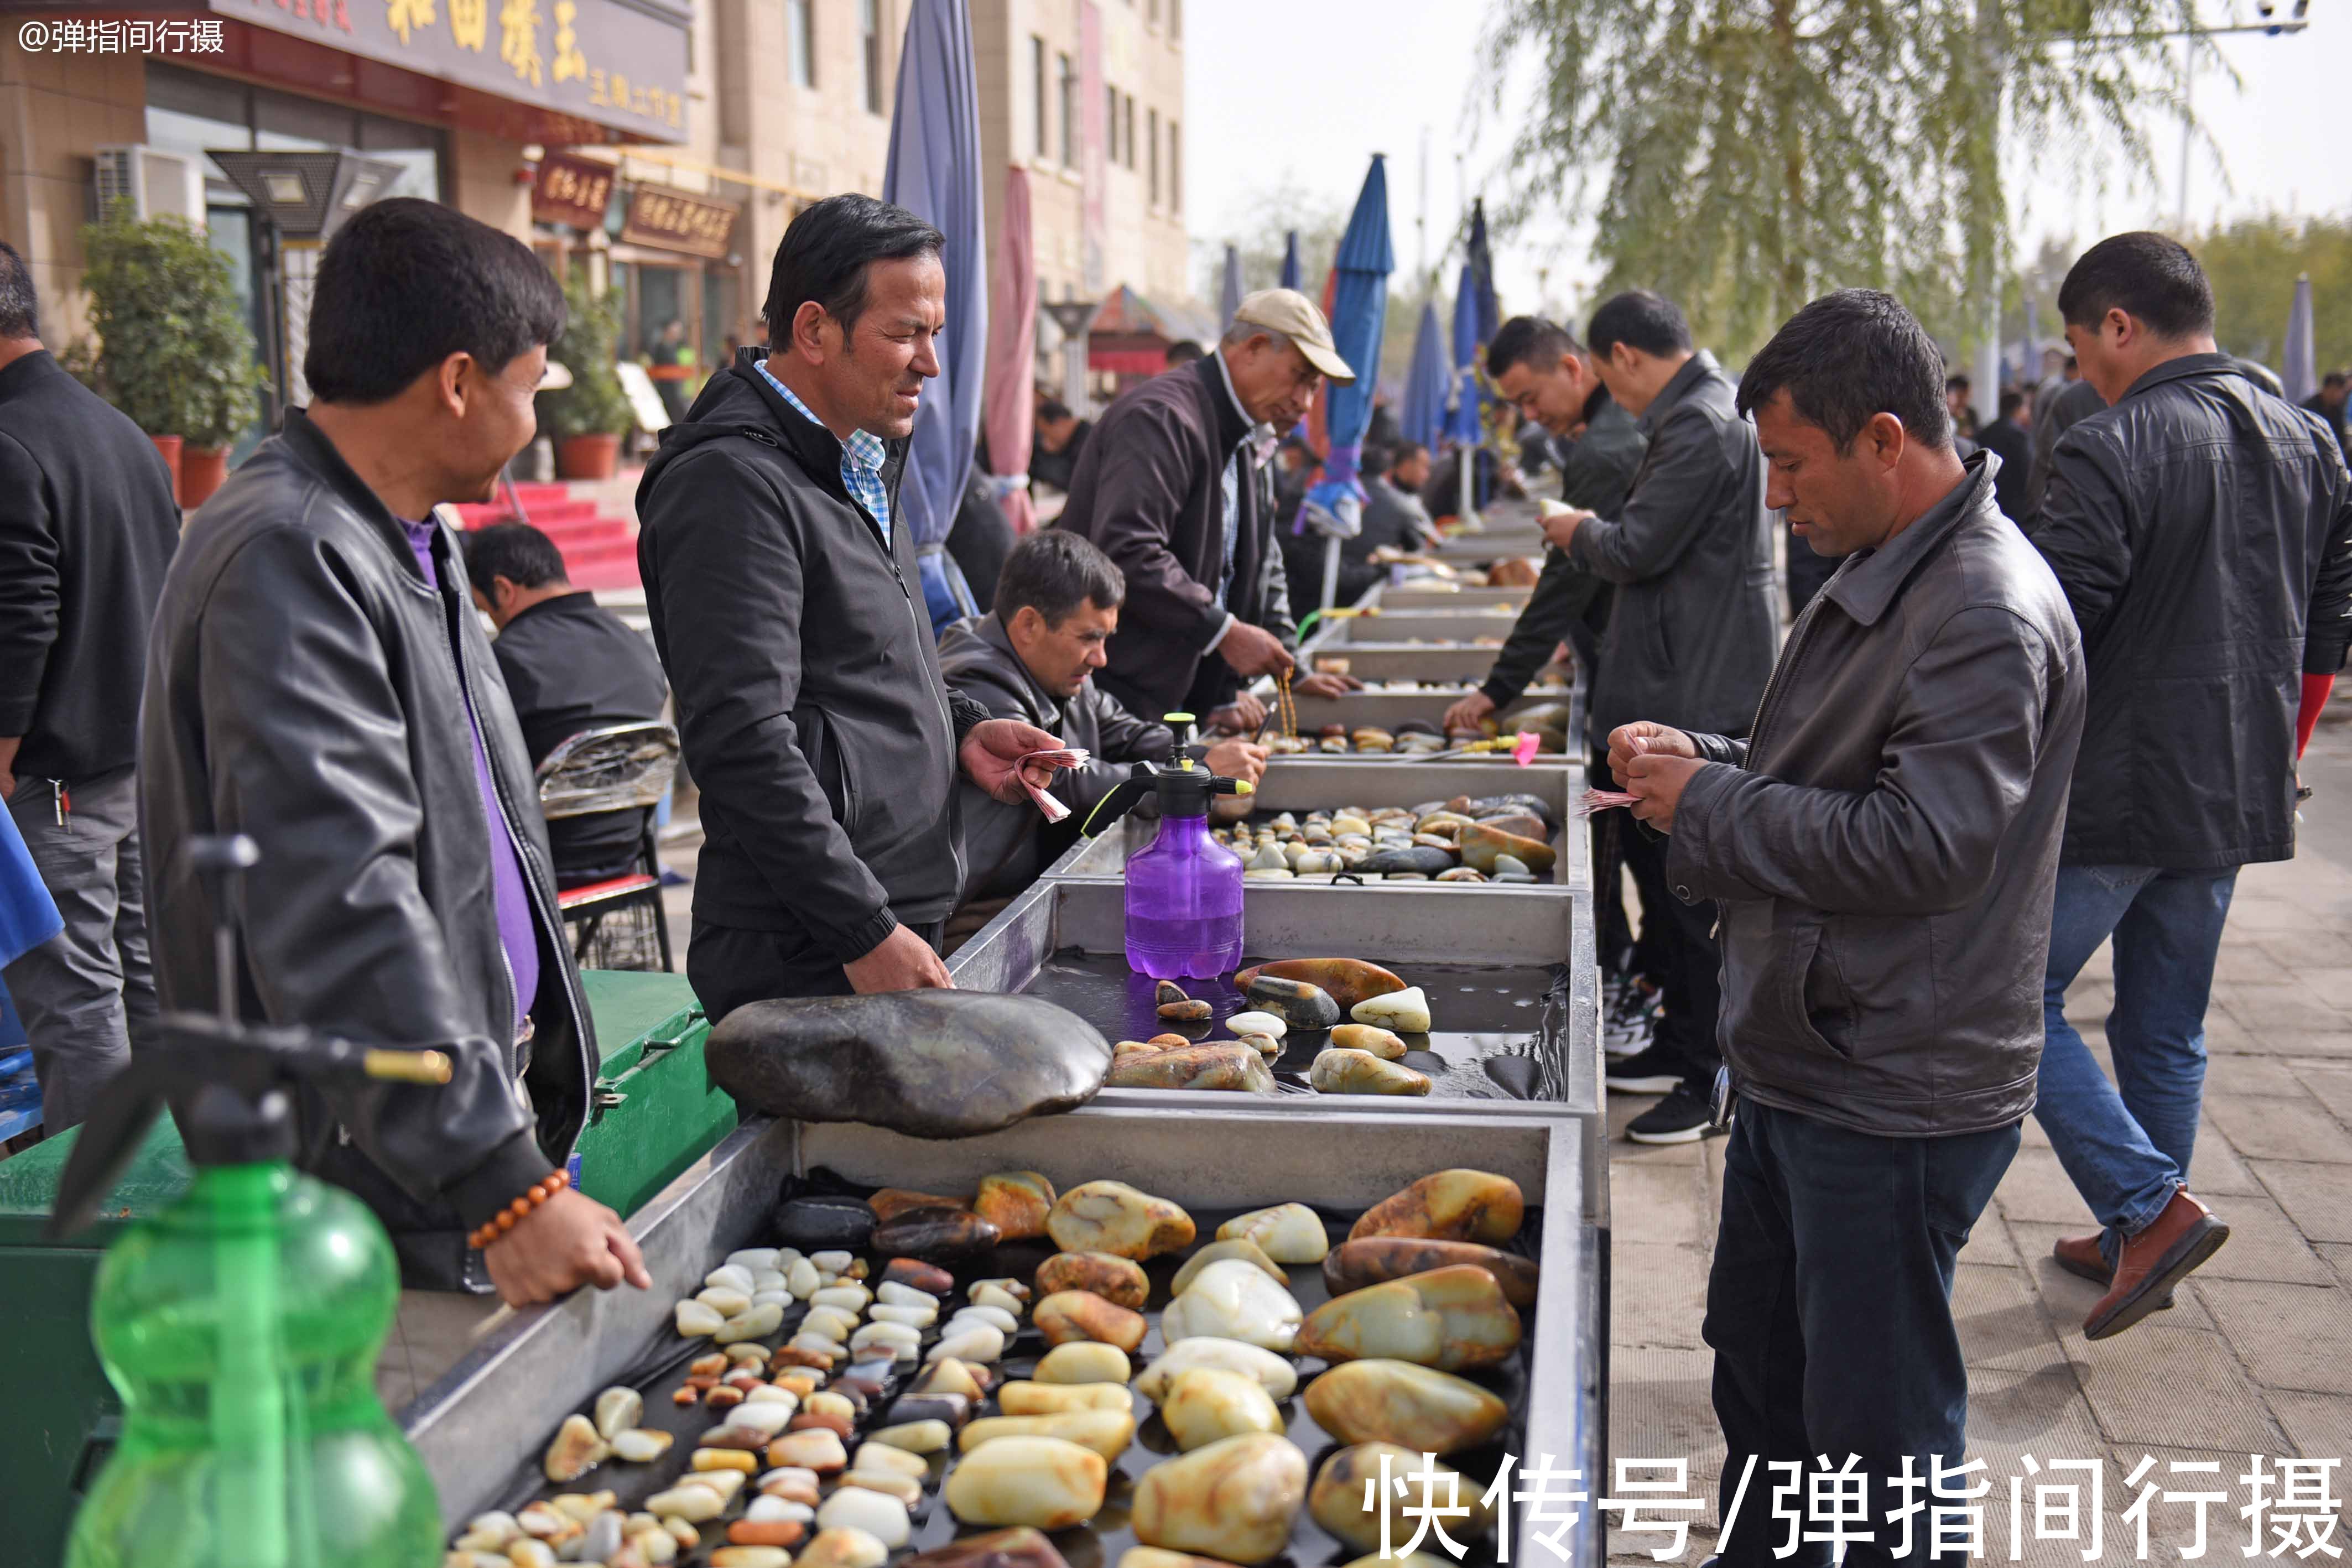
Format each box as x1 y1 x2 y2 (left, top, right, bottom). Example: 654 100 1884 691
2034 863 2237 1262
1706 1100 2021 1566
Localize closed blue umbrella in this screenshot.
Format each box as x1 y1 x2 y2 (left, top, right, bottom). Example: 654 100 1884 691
1280 231 1302 293
1299 155 1396 609
882 0 987 634
1399 299 1448 452
1444 199 1498 514
1220 245 1244 332
2285 274 2318 405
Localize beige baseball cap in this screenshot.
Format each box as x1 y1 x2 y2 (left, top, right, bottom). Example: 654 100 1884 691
1231 289 1356 384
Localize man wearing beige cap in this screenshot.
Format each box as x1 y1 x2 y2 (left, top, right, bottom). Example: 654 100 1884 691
1057 288 1357 722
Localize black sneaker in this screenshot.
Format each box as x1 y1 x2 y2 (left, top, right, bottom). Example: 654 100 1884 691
1605 1041 1684 1095
1627 1083 1725 1145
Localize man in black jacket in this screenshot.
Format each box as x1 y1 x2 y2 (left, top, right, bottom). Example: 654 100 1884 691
1057 289 1356 720
0 242 178 1134
1543 290 1780 1143
2027 232 2352 1338
637 195 1060 1017
1975 386 2034 522
941 530 1267 918
1615 288 2084 1567
143 199 647 1306
462 521 670 885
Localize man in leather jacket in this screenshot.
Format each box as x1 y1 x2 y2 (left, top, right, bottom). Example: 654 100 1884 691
2025 233 2352 1339
142 200 650 1308
1615 290 2085 1562
940 530 1267 921
1542 290 1780 1144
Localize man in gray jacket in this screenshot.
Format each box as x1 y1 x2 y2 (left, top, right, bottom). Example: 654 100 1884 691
1543 290 1779 1142
940 531 1266 926
1614 290 2085 1562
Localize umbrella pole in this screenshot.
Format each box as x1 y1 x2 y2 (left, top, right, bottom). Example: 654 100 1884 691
1320 534 1342 613
1458 437 1475 525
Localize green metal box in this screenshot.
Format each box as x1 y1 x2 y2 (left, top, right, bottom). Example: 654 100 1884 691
0 970 724 1567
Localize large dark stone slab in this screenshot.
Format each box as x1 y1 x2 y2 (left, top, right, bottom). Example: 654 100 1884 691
706 991 1111 1138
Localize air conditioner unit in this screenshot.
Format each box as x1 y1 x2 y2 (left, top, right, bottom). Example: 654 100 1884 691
91 145 204 226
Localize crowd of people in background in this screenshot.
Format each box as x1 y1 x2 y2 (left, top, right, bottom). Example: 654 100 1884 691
3 185 2349 1556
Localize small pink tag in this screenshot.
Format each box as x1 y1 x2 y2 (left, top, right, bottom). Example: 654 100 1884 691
1512 731 1541 768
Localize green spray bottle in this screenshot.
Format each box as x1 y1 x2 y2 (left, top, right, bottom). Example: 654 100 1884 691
49 835 451 1567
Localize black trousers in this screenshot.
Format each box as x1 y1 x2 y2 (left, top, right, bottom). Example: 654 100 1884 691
1591 749 1719 1083
688 918 948 1023
1706 1099 2021 1567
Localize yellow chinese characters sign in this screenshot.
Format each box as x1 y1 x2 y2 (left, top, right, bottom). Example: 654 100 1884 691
620 184 738 260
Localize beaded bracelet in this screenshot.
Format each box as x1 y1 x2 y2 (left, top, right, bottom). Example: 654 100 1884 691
468 1166 570 1252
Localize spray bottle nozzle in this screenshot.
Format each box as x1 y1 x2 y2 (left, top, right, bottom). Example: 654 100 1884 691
46 836 454 1241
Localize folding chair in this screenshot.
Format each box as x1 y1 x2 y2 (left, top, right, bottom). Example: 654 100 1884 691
538 720 681 972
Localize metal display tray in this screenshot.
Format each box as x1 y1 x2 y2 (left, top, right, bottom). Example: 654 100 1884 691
945 880 1606 1210
1312 642 1560 687
1316 610 1531 646
1044 759 1588 889
1265 689 1585 762
398 1106 1604 1567
1366 584 1532 611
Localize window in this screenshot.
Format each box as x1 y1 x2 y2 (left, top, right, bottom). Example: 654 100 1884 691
786 0 814 89
1105 85 1118 165
1147 106 1159 205
1124 94 1136 170
860 0 884 114
1031 35 1048 158
1170 119 1181 209
1058 52 1075 166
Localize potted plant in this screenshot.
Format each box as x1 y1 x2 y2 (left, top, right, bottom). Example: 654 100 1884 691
180 347 267 508
78 201 264 505
538 279 632 480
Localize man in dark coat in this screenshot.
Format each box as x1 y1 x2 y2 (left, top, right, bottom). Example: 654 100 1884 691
1975 386 2034 522
1056 288 1357 720
463 521 670 886
1614 287 2084 1566
941 530 1266 918
1447 315 1656 1032
142 200 643 1305
0 239 177 1133
636 195 1061 1017
1542 289 1780 1144
2027 232 2352 1338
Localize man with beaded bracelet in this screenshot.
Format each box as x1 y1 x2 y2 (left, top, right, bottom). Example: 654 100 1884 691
141 200 649 1309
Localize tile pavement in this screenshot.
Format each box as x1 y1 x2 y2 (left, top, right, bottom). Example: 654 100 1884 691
1605 848 2352 1564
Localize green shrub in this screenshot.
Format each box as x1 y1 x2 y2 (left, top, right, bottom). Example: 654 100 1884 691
537 278 632 440
79 200 262 444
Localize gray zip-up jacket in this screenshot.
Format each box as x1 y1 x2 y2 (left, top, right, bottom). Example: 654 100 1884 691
1666 458 2086 1137
141 410 594 1287
1566 351 1779 741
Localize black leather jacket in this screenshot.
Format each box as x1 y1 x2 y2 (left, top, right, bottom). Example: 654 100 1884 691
1565 352 1780 742
1668 459 2086 1137
2030 353 2352 869
141 411 594 1288
939 613 1175 903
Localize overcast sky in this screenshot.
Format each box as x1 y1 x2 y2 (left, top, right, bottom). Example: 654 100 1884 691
1182 0 2352 318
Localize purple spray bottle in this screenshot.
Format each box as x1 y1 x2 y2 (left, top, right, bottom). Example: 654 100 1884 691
1079 713 1254 980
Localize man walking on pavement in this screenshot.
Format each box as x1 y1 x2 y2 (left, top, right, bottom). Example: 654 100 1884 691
1614 287 2085 1568
2027 232 2352 1339
1055 288 1359 723
1539 290 1779 1144
637 195 1063 1019
1442 315 1656 1053
0 239 178 1133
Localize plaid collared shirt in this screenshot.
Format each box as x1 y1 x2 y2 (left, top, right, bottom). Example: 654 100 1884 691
756 357 893 546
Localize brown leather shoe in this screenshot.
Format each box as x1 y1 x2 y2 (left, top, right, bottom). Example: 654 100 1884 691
2052 1232 2110 1285
2084 1190 2229 1340
2054 1231 2176 1310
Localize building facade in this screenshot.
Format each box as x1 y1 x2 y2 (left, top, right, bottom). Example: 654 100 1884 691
0 0 690 353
